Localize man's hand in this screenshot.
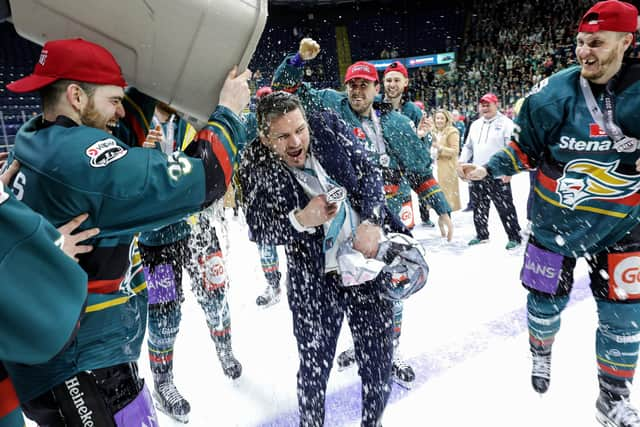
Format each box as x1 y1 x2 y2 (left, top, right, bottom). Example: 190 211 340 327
296 195 337 227
438 213 453 242
353 222 382 258
636 158 640 172
143 125 164 149
417 115 433 139
501 175 512 184
0 153 19 186
298 38 320 61
57 213 100 261
218 65 252 116
457 163 487 181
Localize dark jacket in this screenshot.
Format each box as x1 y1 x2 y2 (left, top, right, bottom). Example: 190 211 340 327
238 109 407 292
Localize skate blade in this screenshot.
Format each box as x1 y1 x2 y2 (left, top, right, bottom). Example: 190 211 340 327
153 401 190 424
392 376 414 390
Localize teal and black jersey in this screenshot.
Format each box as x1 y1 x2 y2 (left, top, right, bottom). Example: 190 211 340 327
4 87 246 401
0 184 87 427
273 54 450 215
486 65 640 256
0 182 87 365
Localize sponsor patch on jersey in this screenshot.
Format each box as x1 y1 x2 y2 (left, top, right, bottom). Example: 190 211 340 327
589 123 606 137
85 138 127 167
608 252 640 300
0 182 8 205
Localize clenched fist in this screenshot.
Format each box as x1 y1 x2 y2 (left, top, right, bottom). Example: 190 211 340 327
298 38 320 61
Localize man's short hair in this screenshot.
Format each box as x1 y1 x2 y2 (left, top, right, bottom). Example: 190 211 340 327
256 91 306 137
39 79 98 111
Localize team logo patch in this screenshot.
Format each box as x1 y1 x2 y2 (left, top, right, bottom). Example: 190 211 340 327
399 200 414 228
38 49 48 66
608 252 640 300
86 138 127 167
589 123 606 137
353 127 366 140
200 251 226 291
556 159 640 209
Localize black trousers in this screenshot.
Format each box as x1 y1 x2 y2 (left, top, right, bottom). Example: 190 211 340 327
288 271 394 427
470 177 521 242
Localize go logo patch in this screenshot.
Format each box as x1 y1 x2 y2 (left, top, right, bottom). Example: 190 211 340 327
608 252 640 300
86 138 127 167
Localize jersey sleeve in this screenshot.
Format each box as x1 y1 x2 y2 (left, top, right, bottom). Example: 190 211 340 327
271 54 343 114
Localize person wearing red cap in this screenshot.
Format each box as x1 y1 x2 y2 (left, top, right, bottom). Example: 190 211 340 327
461 2 640 425
381 60 435 228
458 92 522 250
2 37 250 425
272 38 453 391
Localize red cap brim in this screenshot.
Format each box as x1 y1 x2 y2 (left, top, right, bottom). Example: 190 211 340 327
7 74 59 93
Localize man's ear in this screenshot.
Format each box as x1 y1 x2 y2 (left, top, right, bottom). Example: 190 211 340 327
66 84 85 112
375 82 381 93
259 133 269 147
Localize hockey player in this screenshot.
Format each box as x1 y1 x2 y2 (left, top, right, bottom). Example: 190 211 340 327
138 104 242 423
273 38 452 388
243 86 285 307
0 158 96 427
3 38 249 425
461 2 640 425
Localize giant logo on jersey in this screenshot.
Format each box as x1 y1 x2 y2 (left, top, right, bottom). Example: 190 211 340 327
556 159 640 209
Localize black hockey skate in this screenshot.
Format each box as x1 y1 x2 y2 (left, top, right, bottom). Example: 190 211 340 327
596 394 640 427
531 351 551 394
214 335 243 380
153 379 190 423
336 347 357 371
392 357 415 389
256 285 281 308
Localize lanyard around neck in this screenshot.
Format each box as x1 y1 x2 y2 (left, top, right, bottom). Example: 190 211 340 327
579 75 639 152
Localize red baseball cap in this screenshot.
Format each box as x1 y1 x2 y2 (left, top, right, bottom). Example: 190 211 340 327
578 1 638 35
480 93 499 104
344 61 379 84
384 61 408 79
7 38 126 93
255 86 273 99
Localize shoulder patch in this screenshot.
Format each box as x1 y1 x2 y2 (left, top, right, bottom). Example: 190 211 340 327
85 138 128 168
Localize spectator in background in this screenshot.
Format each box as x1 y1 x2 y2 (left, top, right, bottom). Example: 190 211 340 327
458 93 521 250
430 108 461 212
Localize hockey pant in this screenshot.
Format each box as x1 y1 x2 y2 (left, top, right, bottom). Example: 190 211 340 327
20 362 157 427
524 227 640 397
289 271 394 427
140 226 232 380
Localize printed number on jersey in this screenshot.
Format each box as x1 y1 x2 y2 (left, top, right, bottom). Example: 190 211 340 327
167 152 193 181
